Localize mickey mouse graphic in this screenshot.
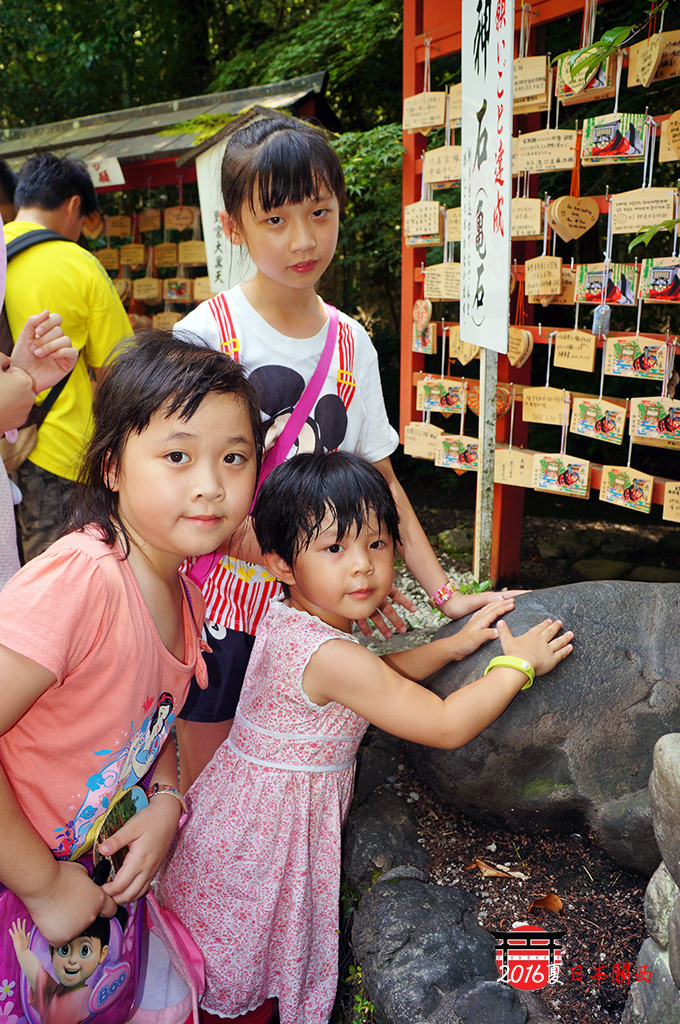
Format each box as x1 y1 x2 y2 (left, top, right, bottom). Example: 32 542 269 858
249 365 348 456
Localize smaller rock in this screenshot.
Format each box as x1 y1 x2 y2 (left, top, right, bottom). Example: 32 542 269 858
645 862 680 950
622 938 680 1024
437 527 474 555
650 735 680 889
342 790 428 893
354 745 402 805
591 790 659 877
537 541 561 559
572 558 633 580
629 566 680 584
352 877 526 1024
668 896 680 990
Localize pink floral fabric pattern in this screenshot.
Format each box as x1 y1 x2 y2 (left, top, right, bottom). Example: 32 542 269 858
158 600 369 1024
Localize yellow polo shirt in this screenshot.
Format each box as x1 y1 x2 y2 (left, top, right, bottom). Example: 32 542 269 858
4 221 131 481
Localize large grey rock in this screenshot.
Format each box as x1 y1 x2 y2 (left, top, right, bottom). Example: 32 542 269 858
622 938 680 1024
410 583 680 875
342 789 428 893
650 734 680 888
351 875 527 1024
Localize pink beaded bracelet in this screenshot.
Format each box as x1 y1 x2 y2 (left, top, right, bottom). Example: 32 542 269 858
430 580 459 608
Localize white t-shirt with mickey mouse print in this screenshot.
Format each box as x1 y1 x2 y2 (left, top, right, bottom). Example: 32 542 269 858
174 285 399 634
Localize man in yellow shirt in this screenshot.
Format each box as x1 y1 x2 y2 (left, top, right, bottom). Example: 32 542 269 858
5 153 130 559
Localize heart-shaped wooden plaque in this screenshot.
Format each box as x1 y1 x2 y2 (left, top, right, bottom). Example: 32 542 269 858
636 34 663 88
467 383 512 419
562 47 600 94
508 327 534 369
551 196 600 242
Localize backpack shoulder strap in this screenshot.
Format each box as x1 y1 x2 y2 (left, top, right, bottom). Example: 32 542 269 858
6 229 69 261
1 230 72 356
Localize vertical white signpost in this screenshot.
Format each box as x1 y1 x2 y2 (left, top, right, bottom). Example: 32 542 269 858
461 0 513 581
195 142 255 294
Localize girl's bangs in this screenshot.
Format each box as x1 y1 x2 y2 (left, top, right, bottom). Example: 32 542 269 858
252 133 344 213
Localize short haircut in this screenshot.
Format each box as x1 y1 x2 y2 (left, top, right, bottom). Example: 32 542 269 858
219 111 346 228
252 452 401 572
68 330 263 554
14 152 98 217
0 160 17 205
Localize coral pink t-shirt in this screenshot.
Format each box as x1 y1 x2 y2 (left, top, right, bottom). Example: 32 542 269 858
0 529 205 860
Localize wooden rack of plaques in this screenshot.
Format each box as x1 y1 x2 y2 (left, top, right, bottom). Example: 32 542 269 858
401 0 680 584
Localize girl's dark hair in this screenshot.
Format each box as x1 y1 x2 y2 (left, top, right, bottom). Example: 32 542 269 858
252 452 401 572
220 111 346 227
68 330 262 553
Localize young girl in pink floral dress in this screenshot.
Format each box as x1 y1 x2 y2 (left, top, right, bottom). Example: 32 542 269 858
157 452 574 1024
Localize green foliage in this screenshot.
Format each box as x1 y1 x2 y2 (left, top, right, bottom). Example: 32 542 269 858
344 965 375 1024
629 218 679 252
555 1 668 81
330 124 403 325
457 580 492 595
0 0 217 127
340 880 361 920
159 113 238 145
212 0 403 129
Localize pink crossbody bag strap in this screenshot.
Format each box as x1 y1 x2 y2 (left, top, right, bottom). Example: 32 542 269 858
188 304 340 587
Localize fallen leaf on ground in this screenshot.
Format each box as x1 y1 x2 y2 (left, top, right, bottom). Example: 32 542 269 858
528 892 564 914
470 858 530 880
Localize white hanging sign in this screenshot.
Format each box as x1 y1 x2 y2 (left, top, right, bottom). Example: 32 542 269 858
461 0 513 353
86 158 125 189
195 142 255 295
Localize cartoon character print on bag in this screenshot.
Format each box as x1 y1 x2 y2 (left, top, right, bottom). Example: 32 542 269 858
52 693 176 860
249 365 348 457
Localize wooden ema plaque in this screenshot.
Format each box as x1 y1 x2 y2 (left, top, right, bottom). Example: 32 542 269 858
404 201 443 246
163 278 193 303
423 146 461 187
600 466 653 514
165 206 197 232
628 30 680 88
154 243 178 268
416 378 463 414
553 330 596 373
138 209 162 233
119 244 145 266
404 422 443 461
663 481 680 523
435 434 479 472
522 387 569 426
630 398 680 444
570 397 626 446
524 256 562 297
107 215 132 238
152 311 183 330
132 278 162 303
639 259 680 303
494 447 534 488
97 248 119 270
402 92 447 134
603 337 665 380
611 189 676 235
178 240 207 265
532 453 591 500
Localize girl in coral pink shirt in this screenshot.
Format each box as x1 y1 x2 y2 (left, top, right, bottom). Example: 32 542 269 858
0 331 261 1024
